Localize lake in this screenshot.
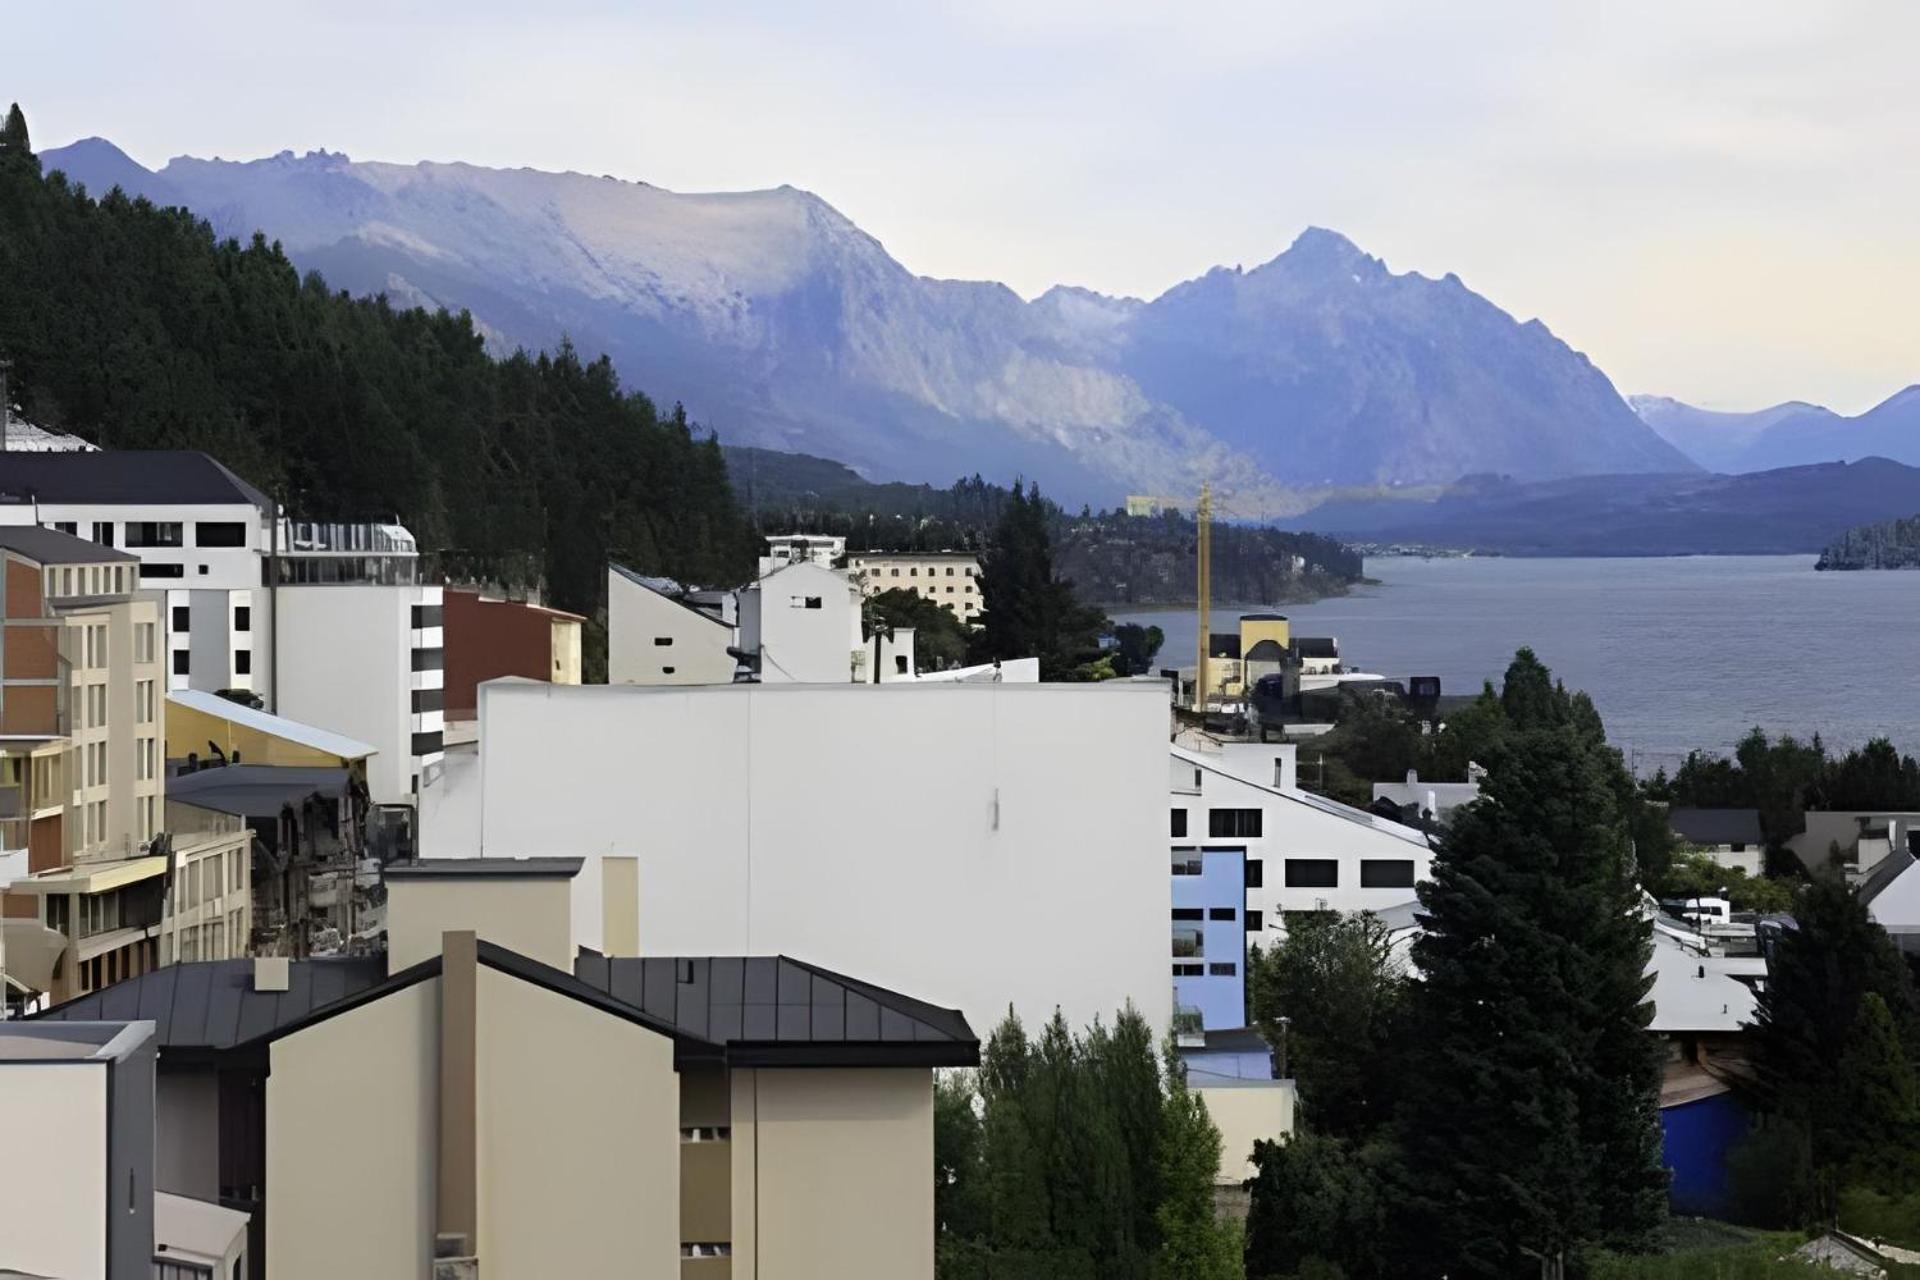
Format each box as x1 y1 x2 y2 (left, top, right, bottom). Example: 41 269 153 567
1111 555 1920 772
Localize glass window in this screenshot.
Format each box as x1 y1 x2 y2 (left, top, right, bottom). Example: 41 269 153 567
1170 809 1188 838
124 522 184 548
92 521 114 546
1209 808 1263 838
194 522 248 547
173 649 190 676
234 606 251 633
1284 859 1340 888
1359 859 1417 889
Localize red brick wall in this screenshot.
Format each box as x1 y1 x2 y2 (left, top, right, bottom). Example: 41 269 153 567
442 588 559 719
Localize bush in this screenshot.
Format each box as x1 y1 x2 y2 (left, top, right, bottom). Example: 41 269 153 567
1839 1185 1920 1251
1726 1121 1815 1229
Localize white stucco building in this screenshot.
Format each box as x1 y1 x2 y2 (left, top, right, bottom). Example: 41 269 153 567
607 564 739 686
462 679 1174 1037
737 560 865 684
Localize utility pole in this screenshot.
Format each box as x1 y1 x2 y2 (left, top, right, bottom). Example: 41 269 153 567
1194 481 1212 711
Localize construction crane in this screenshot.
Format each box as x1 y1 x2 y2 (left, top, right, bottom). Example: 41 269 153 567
1122 482 1215 710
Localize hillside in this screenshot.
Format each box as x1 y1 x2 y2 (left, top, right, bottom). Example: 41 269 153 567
40 137 1694 503
0 125 754 619
1817 514 1920 570
1289 457 1920 556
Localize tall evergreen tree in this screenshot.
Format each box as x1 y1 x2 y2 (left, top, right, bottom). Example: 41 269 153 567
1394 651 1666 1275
979 1011 1052 1251
974 482 1108 678
1152 1048 1242 1280
0 102 29 155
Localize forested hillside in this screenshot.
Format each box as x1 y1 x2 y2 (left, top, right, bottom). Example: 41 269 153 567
1816 513 1920 570
0 107 753 616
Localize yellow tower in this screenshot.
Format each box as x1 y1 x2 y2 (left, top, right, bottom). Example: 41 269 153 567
1194 481 1212 710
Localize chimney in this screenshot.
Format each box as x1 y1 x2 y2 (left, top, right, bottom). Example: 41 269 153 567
383 858 583 974
602 856 640 958
1272 745 1298 791
253 957 290 992
437 930 478 1277
1406 768 1419 785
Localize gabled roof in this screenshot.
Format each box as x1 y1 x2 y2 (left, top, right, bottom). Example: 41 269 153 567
0 451 272 510
1171 745 1429 848
168 689 378 761
0 524 137 565
610 561 733 629
1669 807 1764 847
1859 848 1916 906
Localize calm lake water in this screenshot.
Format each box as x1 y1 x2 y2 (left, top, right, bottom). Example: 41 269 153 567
1111 556 1920 772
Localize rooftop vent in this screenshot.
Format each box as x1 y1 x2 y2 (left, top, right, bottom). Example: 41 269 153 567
253 957 290 992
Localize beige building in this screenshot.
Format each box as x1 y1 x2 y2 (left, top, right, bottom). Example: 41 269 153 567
846 552 983 622
0 526 249 1004
32 855 976 1280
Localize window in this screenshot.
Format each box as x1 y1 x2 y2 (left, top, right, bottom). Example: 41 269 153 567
1172 854 1202 877
662 666 676 675
411 687 444 714
410 604 443 629
138 741 154 789
194 521 248 547
1245 910 1264 932
1245 859 1264 888
411 647 444 671
1359 859 1417 888
136 680 155 723
124 521 184 548
1171 908 1204 921
894 655 908 674
1209 808 1263 838
53 520 76 535
889 568 899 577
134 622 155 663
140 563 185 580
1285 859 1340 888
1172 963 1204 977
1209 963 1238 977
171 606 190 632
946 566 955 576
1170 808 1187 837
60 567 72 596
235 649 251 675
653 636 674 646
234 606 251 633
1730 842 1747 853
412 730 445 757
1209 907 1237 921
91 521 114 545
198 565 208 575
909 567 919 576
789 596 823 609
173 649 190 676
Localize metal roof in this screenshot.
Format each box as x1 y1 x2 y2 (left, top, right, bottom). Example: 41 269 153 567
0 451 272 509
1668 807 1765 847
385 858 582 881
1859 848 1916 906
0 524 138 565
610 561 733 629
167 689 378 761
31 956 387 1051
165 765 350 818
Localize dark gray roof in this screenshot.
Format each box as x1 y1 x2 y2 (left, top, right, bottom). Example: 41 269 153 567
0 524 137 565
610 561 733 629
384 858 583 880
1292 636 1338 659
1669 807 1765 847
1859 848 1916 905
165 765 350 818
0 451 272 509
573 953 977 1066
1240 613 1289 623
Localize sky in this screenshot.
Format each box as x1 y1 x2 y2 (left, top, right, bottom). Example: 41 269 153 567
9 1 1919 414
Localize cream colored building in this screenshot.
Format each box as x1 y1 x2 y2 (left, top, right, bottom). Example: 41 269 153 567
32 855 976 1280
608 564 740 686
846 551 983 622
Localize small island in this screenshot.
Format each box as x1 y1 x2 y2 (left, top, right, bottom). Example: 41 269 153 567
1815 513 1920 570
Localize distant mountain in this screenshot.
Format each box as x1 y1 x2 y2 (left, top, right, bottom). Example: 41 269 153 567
1630 388 1920 473
1288 457 1920 556
39 138 1695 503
1627 395 1839 472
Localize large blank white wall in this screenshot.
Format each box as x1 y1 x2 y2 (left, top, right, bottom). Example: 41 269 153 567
276 585 412 804
477 682 1171 1036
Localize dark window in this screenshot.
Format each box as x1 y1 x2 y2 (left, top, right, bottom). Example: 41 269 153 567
654 637 674 646
1208 907 1236 921
92 522 114 546
171 606 190 632
1244 910 1264 932
194 522 247 547
804 596 822 609
234 606 250 632
141 563 185 580
1285 859 1340 888
234 650 251 675
1171 908 1204 921
172 650 190 676
1209 808 1262 838
411 647 444 672
410 604 443 629
1172 855 1202 877
1208 963 1237 977
894 655 909 674
411 731 444 757
198 564 209 575
1730 843 1747 853
53 521 76 535
411 687 445 714
1170 809 1188 838
662 666 676 675
1244 859 1263 888
124 521 184 548
1359 859 1416 888
1172 963 1204 977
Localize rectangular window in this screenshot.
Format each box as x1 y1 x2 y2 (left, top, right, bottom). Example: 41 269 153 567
171 606 190 632
134 622 155 664
412 731 445 757
89 521 113 545
1173 963 1204 977
1209 808 1263 838
235 649 251 675
125 522 184 548
410 604 444 629
234 606 251 633
53 520 76 535
194 522 248 547
1208 907 1237 921
137 737 155 782
1208 963 1238 977
136 679 155 723
1245 859 1264 889
1245 910 1264 932
60 567 72 596
1285 859 1340 888
140 563 185 580
1359 859 1417 889
1171 908 1204 921
411 647 444 672
653 636 674 646
1172 855 1202 877
172 649 190 676
411 687 445 714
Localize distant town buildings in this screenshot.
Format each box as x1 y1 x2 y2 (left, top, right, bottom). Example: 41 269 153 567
845 550 983 622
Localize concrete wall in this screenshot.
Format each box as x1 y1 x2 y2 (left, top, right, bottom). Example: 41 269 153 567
1196 1081 1296 1185
475 966 680 1280
0 1061 108 1280
156 1068 220 1199
276 584 422 804
608 569 737 686
386 874 574 972
268 978 438 1280
476 681 1172 1036
731 1067 933 1280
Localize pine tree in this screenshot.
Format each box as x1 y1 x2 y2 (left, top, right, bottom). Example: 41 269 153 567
979 1011 1052 1251
974 482 1108 678
0 103 29 155
1152 1048 1242 1280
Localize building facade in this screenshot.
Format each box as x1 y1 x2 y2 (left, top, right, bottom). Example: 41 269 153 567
846 552 983 622
736 561 864 684
607 565 739 686
441 586 583 720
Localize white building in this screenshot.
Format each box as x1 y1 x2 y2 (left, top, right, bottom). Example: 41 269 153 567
607 564 739 686
757 533 845 577
846 551 984 622
463 679 1173 1037
0 455 442 806
737 560 865 684
1372 765 1485 825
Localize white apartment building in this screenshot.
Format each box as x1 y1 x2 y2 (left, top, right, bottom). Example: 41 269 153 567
846 551 984 622
1171 743 1432 933
462 679 1174 1038
0 454 442 805
606 564 739 686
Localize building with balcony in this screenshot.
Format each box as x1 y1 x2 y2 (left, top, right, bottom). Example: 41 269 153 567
845 551 983 622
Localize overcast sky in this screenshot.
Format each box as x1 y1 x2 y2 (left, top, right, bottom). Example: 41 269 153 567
12 1 1918 413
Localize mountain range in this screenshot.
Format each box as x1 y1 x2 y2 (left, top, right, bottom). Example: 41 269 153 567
1630 387 1920 473
39 137 1694 506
